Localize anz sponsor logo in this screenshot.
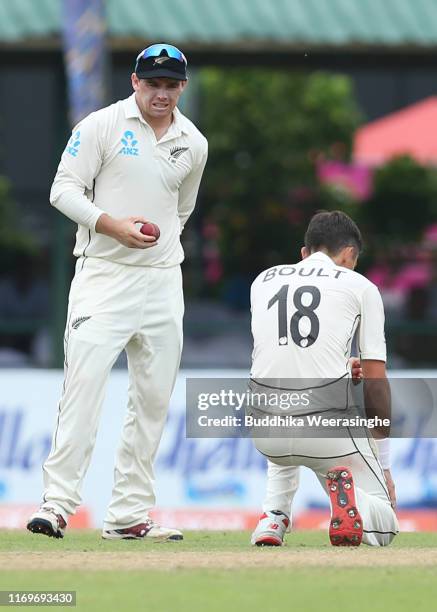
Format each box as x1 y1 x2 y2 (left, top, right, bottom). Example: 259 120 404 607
120 130 139 156
66 131 81 157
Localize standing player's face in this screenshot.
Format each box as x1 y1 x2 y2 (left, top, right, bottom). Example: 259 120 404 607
131 75 186 121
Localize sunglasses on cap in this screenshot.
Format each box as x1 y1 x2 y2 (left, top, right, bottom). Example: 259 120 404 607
136 44 187 67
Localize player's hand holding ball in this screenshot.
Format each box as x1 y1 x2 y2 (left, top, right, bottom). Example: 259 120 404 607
139 221 160 240
349 357 363 385
95 214 160 249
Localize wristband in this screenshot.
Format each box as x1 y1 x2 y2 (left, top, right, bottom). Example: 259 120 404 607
375 437 390 469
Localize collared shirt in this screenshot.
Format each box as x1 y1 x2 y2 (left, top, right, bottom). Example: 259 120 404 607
50 93 208 267
250 251 386 380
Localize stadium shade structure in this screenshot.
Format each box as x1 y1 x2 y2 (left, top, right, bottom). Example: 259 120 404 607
354 97 437 166
1 0 437 48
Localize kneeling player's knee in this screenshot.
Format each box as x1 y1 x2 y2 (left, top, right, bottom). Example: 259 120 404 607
377 533 396 547
364 529 397 547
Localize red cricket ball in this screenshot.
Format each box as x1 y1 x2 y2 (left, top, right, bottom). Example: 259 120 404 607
140 222 160 240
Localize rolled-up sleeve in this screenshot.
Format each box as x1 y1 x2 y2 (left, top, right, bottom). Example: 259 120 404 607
359 283 387 362
49 114 105 230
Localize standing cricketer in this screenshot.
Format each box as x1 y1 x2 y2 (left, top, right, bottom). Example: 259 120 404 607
28 43 208 540
249 211 399 547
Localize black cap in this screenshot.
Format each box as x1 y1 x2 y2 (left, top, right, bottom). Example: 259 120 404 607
135 44 187 81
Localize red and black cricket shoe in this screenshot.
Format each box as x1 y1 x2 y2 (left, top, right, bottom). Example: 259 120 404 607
326 466 363 547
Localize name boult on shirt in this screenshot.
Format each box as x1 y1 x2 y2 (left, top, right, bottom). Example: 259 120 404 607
262 266 347 282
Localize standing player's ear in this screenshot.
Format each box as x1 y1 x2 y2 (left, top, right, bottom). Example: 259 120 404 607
301 246 310 260
131 73 140 91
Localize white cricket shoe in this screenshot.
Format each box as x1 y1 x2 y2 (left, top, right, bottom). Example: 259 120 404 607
251 510 290 546
27 507 67 539
102 518 183 541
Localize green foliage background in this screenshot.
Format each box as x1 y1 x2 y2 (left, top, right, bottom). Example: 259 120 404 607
197 68 437 300
199 68 362 283
360 155 437 244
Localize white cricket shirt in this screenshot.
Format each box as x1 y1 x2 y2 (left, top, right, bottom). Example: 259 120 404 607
250 252 386 380
50 94 208 267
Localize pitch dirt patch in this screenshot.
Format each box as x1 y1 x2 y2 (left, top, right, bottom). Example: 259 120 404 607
1 549 436 571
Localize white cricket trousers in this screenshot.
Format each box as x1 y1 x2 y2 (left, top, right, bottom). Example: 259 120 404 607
255 432 399 546
42 256 184 530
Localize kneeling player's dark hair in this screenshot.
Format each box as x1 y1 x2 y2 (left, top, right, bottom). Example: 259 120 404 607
304 210 363 256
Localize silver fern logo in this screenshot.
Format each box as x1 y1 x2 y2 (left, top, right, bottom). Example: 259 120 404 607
154 56 171 66
169 146 189 163
71 316 91 330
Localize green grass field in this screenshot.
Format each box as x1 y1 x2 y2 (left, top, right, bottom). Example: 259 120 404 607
0 530 436 612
